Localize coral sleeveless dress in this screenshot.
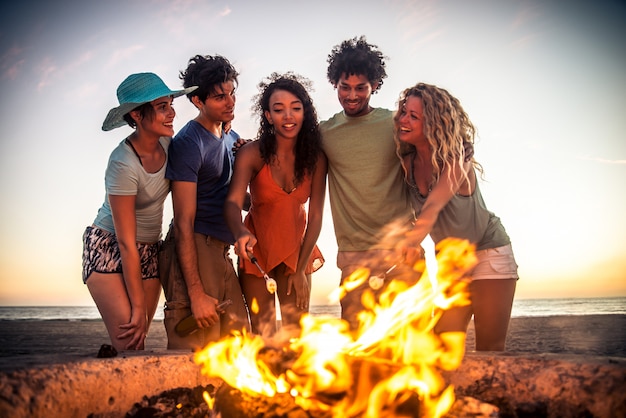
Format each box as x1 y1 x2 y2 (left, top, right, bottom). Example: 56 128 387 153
240 164 324 277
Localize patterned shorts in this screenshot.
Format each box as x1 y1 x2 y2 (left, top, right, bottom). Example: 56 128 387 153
82 226 161 283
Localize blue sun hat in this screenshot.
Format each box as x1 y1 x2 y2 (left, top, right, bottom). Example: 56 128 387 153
102 72 197 131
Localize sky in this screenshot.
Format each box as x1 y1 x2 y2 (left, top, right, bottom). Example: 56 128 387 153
0 0 624 307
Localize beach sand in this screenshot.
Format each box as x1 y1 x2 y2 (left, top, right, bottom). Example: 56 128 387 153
0 315 624 370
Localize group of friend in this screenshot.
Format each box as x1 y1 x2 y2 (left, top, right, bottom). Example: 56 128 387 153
82 36 519 354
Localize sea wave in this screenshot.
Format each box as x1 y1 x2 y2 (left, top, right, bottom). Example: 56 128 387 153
0 297 624 321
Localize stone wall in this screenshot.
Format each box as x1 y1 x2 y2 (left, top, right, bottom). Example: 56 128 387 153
1 351 624 418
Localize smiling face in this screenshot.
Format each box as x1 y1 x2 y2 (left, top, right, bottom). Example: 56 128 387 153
336 73 378 117
133 96 176 137
264 89 304 141
395 95 426 145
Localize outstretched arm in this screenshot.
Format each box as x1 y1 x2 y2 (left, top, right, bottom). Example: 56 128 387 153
224 142 262 261
405 159 472 248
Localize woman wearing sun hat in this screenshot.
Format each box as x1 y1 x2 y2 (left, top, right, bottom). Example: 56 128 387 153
82 72 196 351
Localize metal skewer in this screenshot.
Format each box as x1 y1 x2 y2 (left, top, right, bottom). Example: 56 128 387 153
248 253 281 332
249 254 278 294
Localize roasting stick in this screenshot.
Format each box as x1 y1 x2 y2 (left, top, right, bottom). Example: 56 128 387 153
248 253 282 331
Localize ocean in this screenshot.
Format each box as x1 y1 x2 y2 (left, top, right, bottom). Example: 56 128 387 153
0 297 624 321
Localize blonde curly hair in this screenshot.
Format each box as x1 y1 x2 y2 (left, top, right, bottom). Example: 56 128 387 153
394 83 483 187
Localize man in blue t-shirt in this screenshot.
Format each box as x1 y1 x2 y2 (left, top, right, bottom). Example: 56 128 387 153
161 54 249 349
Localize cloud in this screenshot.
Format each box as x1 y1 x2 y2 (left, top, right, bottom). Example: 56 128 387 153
36 57 57 91
153 1 231 40
393 0 444 53
1 46 25 80
34 51 94 91
106 45 145 68
577 155 626 165
68 82 100 101
69 51 93 70
508 33 537 51
510 2 542 30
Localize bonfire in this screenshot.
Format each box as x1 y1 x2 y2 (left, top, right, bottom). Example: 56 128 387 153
189 237 477 418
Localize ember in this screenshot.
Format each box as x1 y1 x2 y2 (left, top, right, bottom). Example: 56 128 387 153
124 383 499 417
190 238 478 418
125 384 217 418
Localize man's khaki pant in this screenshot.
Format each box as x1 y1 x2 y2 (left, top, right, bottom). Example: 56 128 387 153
159 226 249 350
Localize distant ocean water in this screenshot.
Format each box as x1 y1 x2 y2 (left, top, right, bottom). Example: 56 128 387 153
0 297 624 321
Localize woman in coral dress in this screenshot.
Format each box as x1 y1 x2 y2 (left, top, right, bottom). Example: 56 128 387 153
224 73 326 337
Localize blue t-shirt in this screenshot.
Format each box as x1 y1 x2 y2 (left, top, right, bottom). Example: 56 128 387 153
166 120 239 243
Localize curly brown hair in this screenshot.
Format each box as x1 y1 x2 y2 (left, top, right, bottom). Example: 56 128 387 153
326 36 387 92
252 72 322 185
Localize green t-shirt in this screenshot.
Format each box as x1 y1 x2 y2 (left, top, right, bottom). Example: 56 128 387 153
320 108 414 252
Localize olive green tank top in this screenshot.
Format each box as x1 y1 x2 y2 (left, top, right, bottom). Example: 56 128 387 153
407 155 510 251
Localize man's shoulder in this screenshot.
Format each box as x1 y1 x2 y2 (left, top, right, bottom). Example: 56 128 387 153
172 120 199 141
321 110 344 123
224 128 240 142
321 107 392 131
321 110 353 134
376 107 393 114
371 107 393 118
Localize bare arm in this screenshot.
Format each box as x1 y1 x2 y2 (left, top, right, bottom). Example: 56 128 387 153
407 159 473 247
170 180 219 328
109 194 147 350
289 153 328 309
224 142 262 261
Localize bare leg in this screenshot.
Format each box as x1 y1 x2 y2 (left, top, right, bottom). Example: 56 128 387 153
272 264 307 331
240 270 275 337
435 304 473 335
143 278 162 337
88 272 161 351
471 279 517 351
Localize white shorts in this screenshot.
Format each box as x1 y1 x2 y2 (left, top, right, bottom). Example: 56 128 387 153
471 244 519 280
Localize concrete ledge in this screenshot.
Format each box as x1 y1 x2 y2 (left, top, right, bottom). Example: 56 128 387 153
444 353 626 417
1 351 624 418
0 350 220 418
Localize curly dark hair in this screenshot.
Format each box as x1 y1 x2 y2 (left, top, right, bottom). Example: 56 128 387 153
326 36 387 92
179 54 239 102
252 72 322 186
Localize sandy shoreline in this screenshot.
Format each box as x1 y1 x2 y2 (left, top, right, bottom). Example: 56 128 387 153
0 314 624 368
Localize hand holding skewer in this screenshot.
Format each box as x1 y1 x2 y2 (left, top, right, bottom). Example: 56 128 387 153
248 253 277 294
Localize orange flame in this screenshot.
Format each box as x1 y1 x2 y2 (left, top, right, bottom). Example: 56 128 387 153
193 330 290 397
194 237 475 417
250 297 259 315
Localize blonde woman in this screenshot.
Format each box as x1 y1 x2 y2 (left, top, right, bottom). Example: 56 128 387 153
394 83 518 351
83 73 195 351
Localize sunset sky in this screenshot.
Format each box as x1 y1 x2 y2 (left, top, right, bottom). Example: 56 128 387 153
0 0 624 307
